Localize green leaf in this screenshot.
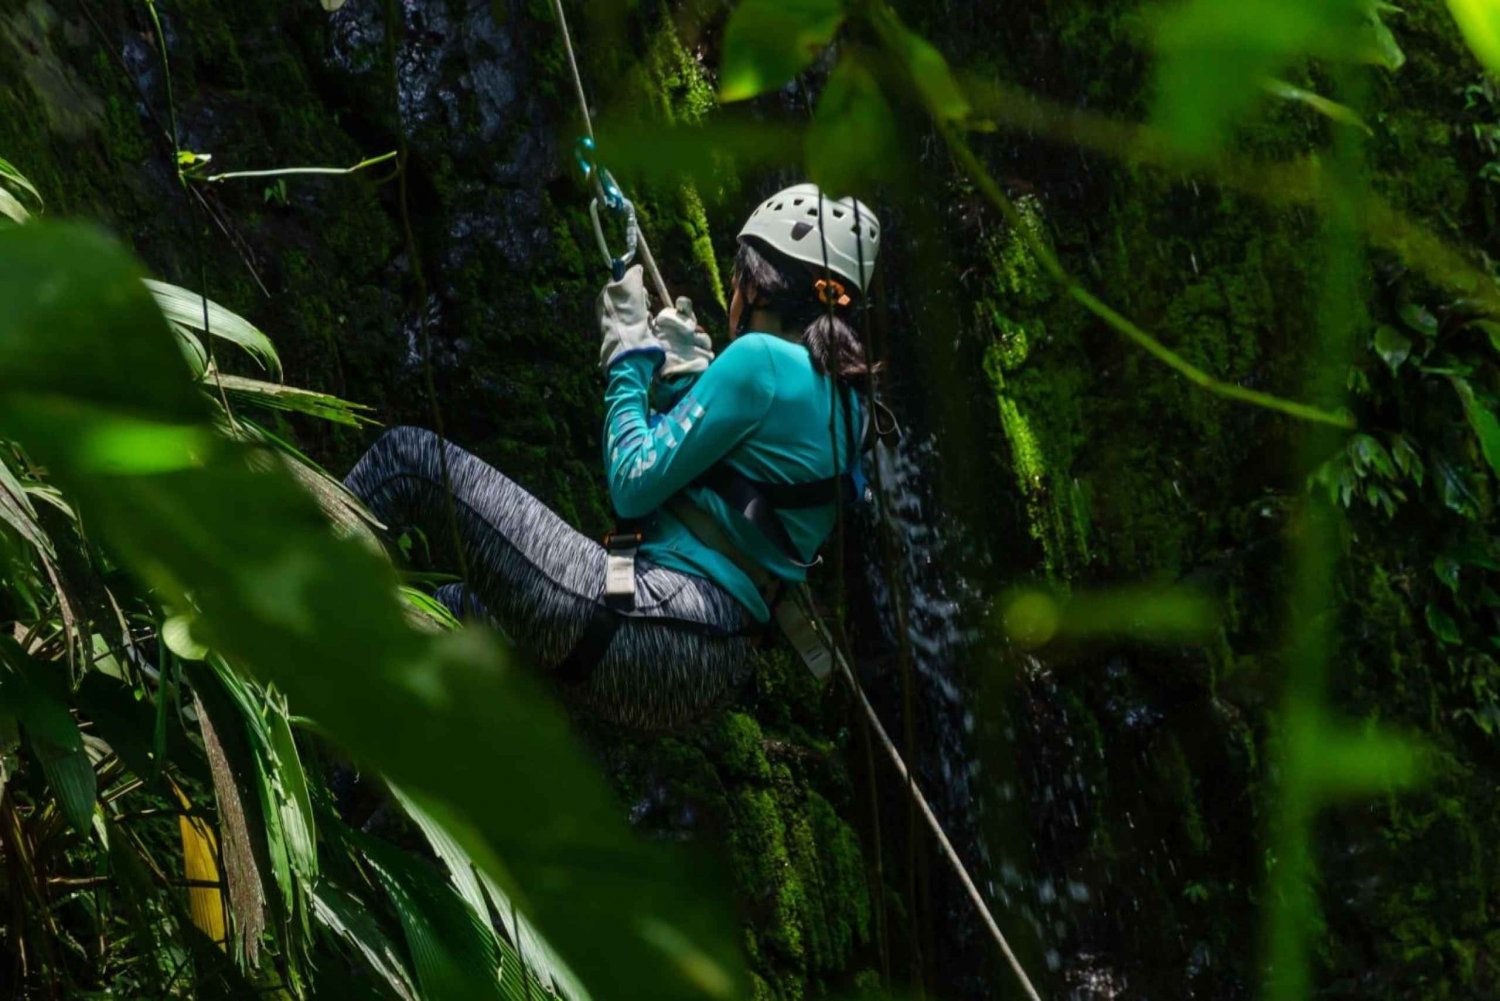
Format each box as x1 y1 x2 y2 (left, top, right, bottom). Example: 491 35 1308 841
1361 2 1406 70
1446 0 1500 77
265 687 318 885
0 186 31 225
1400 302 1439 337
1262 78 1372 133
893 24 971 121
1426 603 1462 645
0 454 52 558
1373 324 1412 373
1349 433 1396 478
0 222 748 1001
162 613 209 661
0 641 96 835
144 278 282 378
393 787 592 1001
806 55 899 197
1434 554 1462 593
1449 376 1500 481
0 156 43 207
312 881 420 1001
718 0 846 102
214 373 374 427
1153 0 1379 156
344 825 506 1001
1391 434 1424 484
0 157 41 225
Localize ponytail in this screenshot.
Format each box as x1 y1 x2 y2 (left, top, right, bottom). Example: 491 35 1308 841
733 240 877 390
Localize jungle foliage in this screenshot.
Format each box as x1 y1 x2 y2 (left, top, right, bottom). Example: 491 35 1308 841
2 0 1500 999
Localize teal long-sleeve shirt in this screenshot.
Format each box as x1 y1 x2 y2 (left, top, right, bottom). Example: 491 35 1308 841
603 333 860 623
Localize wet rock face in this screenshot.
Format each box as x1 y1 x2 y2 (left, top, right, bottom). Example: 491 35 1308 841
328 0 554 282
330 0 530 166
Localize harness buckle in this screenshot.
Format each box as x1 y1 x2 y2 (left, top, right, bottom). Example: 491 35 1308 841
602 528 640 611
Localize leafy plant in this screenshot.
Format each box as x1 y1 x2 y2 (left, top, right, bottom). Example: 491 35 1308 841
0 157 745 999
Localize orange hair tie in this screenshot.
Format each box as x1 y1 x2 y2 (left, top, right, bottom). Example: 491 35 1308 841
814 278 851 308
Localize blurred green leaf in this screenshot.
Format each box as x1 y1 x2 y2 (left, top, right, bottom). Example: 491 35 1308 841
718 0 845 102
1448 376 1500 481
1373 324 1412 373
1311 722 1424 797
0 221 747 1001
596 117 804 189
1446 0 1500 77
1362 2 1406 70
1153 0 1383 156
891 24 971 121
807 55 899 196
1262 78 1372 133
999 585 1218 647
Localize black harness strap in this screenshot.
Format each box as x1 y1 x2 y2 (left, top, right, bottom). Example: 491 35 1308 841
554 604 621 684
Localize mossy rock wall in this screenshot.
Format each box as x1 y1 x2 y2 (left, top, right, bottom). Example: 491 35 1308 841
899 1 1500 996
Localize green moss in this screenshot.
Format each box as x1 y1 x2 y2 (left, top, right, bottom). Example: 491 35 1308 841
715 712 773 782
978 195 1090 577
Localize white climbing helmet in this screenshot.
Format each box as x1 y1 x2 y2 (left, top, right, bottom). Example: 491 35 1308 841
737 183 881 294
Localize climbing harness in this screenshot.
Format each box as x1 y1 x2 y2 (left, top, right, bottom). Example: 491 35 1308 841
544 3 1045 998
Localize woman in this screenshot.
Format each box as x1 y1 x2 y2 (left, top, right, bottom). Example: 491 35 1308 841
344 183 880 728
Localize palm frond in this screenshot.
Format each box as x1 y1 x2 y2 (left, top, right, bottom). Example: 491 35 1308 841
393 786 593 1001
143 279 282 379
312 881 421 1001
212 371 375 427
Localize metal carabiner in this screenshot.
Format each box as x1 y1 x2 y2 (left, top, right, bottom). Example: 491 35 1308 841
588 165 637 280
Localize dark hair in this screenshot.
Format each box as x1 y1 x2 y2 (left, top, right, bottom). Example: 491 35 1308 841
733 239 877 389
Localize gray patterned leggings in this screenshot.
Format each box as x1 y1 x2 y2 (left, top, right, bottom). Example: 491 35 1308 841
343 426 754 729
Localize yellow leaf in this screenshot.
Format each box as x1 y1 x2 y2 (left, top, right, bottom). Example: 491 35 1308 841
1447 0 1500 75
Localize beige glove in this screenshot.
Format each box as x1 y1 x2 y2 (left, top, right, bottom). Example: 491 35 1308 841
654 296 714 379
597 265 664 373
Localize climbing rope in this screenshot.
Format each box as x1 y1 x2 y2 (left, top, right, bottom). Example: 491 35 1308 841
544 3 1047 996
547 0 672 308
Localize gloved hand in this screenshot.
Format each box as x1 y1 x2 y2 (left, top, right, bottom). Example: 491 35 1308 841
654 296 714 379
597 265 664 373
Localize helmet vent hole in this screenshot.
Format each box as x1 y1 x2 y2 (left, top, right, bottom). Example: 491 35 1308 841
832 207 846 218
807 207 819 216
790 221 814 241
793 197 804 205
